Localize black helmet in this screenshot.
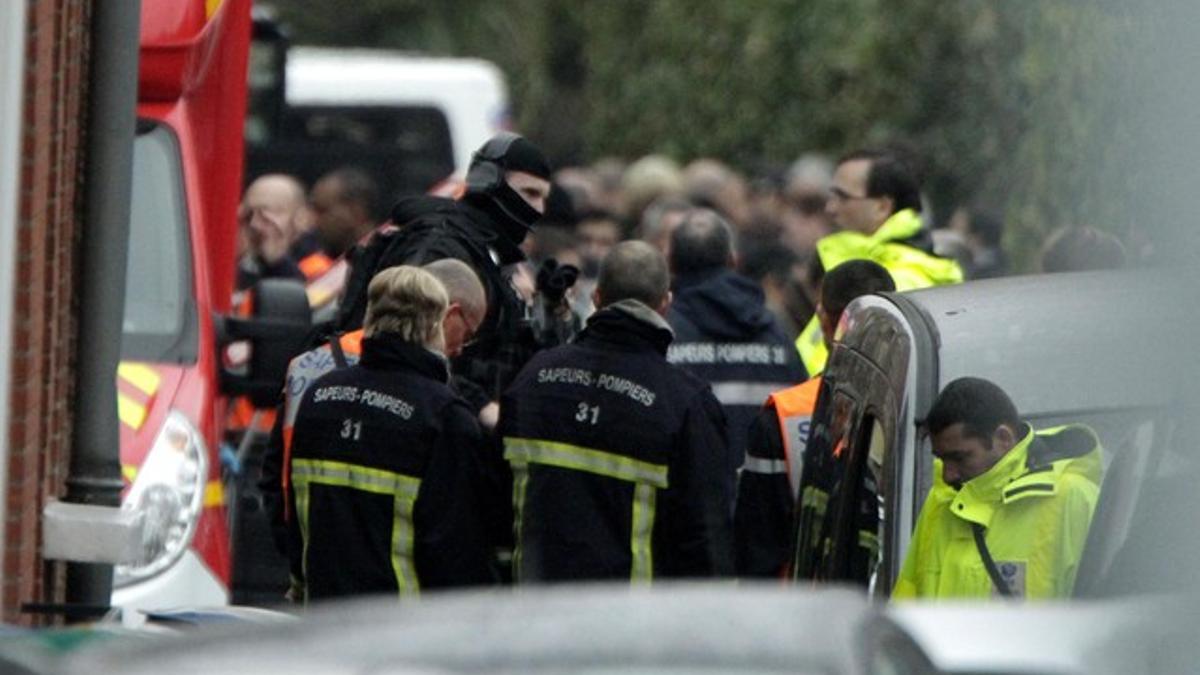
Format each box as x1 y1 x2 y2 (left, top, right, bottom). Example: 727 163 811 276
463 133 551 255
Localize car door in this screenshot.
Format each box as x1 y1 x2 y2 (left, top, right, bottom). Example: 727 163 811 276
793 301 914 593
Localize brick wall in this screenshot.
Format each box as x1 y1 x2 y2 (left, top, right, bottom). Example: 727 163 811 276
4 0 91 624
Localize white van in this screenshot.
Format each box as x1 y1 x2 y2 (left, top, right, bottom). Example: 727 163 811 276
286 47 511 176
245 45 511 206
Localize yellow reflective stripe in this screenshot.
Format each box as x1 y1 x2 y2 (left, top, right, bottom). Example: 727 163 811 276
503 437 668 488
292 458 422 599
511 463 529 584
295 480 312 604
392 495 419 597
121 464 138 484
203 480 224 508
630 483 657 583
117 362 161 397
506 438 664 582
117 392 148 430
292 459 421 499
802 486 829 517
858 530 880 557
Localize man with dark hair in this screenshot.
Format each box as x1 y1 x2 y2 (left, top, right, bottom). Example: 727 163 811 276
949 206 1009 279
796 148 962 375
665 210 806 498
736 260 894 577
499 241 734 582
310 167 380 260
893 377 1104 599
738 237 804 341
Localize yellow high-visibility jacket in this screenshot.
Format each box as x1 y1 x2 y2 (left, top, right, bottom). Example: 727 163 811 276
892 424 1103 600
796 209 963 374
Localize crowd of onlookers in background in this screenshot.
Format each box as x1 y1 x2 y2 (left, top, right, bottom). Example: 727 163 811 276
519 153 1134 343
236 151 1141 347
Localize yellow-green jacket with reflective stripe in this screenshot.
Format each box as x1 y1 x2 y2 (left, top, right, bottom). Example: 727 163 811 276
795 209 964 374
499 300 735 582
893 424 1103 600
287 335 493 601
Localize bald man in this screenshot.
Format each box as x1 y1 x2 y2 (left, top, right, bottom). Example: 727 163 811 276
237 173 311 290
424 259 487 358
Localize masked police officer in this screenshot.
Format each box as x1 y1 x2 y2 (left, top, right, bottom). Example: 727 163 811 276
499 241 735 582
334 133 562 416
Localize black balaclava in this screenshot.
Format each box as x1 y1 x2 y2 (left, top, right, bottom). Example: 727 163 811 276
462 133 552 264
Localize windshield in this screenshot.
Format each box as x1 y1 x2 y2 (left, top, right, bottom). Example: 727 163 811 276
121 122 198 363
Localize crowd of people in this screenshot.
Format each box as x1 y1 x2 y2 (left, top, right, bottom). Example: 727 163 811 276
233 132 1130 604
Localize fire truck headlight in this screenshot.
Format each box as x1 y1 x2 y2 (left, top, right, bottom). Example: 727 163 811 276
114 410 207 587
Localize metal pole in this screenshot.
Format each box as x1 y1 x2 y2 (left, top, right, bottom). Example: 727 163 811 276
64 0 141 612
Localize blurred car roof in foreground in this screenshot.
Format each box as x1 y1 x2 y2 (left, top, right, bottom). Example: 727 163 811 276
890 595 1200 675
53 584 934 675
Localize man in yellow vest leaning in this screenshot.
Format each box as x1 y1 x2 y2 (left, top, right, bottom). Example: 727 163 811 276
893 377 1103 599
796 149 962 374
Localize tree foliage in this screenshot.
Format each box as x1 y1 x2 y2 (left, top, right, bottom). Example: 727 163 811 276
271 0 1140 268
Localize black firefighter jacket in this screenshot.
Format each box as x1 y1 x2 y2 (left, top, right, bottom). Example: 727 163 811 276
287 334 492 601
666 269 807 483
498 300 735 582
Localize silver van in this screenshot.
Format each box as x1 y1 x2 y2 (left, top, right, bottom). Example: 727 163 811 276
791 269 1190 596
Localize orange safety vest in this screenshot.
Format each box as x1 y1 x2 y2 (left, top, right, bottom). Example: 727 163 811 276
304 257 349 313
297 251 335 281
767 376 821 497
281 329 365 520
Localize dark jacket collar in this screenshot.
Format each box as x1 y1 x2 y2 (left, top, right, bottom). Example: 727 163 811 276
359 334 450 383
581 299 674 356
669 268 775 339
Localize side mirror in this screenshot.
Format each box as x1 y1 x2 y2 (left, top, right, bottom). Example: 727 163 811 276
218 279 312 408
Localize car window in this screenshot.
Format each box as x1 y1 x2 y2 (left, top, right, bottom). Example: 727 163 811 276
121 122 198 363
1074 410 1200 597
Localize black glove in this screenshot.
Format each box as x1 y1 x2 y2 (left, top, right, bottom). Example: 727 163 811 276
535 258 580 304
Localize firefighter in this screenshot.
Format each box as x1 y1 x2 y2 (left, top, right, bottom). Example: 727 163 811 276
664 209 806 495
260 259 486 574
892 377 1104 599
287 265 492 600
736 260 894 578
499 241 734 582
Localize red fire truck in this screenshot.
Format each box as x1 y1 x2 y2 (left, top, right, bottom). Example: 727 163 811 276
113 0 308 610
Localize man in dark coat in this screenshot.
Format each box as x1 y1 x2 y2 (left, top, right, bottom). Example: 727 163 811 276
288 265 492 601
499 241 734 582
665 209 807 495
